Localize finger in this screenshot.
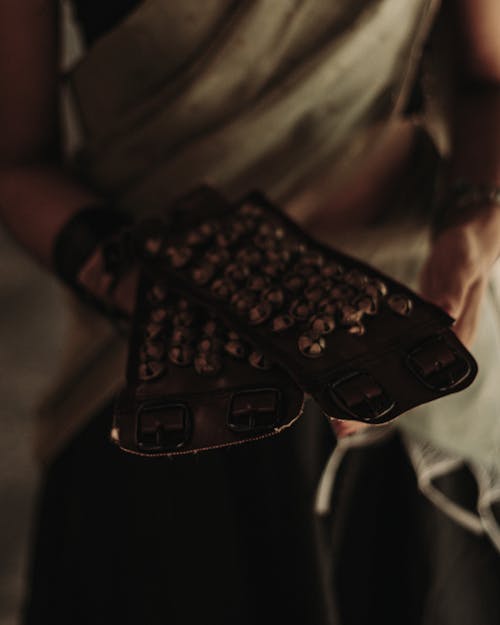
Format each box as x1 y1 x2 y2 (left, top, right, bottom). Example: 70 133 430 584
329 418 370 439
452 278 487 348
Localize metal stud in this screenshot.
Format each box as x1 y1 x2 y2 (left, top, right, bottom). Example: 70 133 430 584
305 285 324 303
290 299 313 322
192 263 216 286
262 262 287 278
144 236 163 257
330 284 356 301
199 221 216 238
202 320 219 337
236 247 263 267
283 273 305 293
143 340 165 361
224 340 246 359
347 322 366 336
168 345 194 367
247 275 271 292
298 332 326 358
310 315 336 335
387 294 413 316
237 216 257 233
271 314 295 333
282 239 307 256
205 247 230 267
145 322 163 341
257 222 276 238
364 278 388 298
317 299 337 316
340 304 364 325
320 279 334 293
293 262 317 278
216 228 239 248
185 230 204 247
165 245 192 269
263 288 285 309
147 283 168 305
194 353 222 376
231 290 256 315
197 337 222 354
171 326 194 346
344 269 368 289
239 203 263 218
266 249 291 265
321 262 344 279
230 219 247 238
301 251 324 267
150 307 169 324
248 351 272 370
248 301 273 325
224 263 250 283
307 274 323 288
172 310 196 327
275 226 285 240
354 294 378 315
211 279 235 300
138 360 165 382
253 234 278 251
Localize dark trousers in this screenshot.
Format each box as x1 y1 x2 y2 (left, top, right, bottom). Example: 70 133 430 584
24 403 500 625
24 402 333 625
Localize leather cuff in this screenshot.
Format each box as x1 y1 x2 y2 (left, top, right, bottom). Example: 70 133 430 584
53 205 133 287
53 205 134 319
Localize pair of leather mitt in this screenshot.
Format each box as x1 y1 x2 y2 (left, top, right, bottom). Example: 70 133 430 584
111 187 477 457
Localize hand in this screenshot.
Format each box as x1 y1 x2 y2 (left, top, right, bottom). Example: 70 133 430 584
419 204 500 347
332 203 500 440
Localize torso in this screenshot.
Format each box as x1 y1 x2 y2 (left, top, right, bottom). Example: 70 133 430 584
72 0 423 232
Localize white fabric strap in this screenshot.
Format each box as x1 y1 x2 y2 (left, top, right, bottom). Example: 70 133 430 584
402 434 500 551
314 425 395 516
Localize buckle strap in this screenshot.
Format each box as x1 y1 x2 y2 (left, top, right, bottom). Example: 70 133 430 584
406 336 473 392
329 372 395 423
137 402 191 452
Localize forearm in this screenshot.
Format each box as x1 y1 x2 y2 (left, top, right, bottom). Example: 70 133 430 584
448 88 500 186
0 161 103 270
0 1 106 272
446 0 500 186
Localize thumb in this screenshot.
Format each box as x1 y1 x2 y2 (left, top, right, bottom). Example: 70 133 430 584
419 245 473 319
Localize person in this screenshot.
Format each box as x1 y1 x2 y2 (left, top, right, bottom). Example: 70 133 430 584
0 1 499 623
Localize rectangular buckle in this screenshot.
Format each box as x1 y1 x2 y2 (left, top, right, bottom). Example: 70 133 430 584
227 389 281 433
137 402 191 452
406 336 472 392
329 372 395 423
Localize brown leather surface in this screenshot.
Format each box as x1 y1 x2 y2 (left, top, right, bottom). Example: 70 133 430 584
113 277 305 456
113 189 305 456
114 187 477 456
143 189 478 426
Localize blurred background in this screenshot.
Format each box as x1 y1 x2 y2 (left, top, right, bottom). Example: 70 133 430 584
0 3 80 623
0 230 66 625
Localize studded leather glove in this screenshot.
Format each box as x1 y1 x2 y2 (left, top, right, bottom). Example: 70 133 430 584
113 187 479 457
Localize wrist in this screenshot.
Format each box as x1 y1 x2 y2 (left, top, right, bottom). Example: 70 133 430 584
434 179 500 233
53 205 134 317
